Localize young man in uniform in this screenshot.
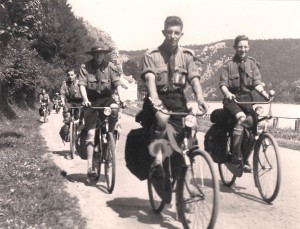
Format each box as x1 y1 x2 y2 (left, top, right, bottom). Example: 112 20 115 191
60 69 82 120
141 16 208 175
78 41 125 177
220 35 269 172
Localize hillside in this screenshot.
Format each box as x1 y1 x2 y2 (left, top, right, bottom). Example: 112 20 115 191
119 39 300 103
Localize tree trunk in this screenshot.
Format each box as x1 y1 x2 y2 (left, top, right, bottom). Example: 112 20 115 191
0 83 17 120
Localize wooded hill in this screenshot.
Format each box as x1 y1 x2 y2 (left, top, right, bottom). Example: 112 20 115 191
0 0 116 120
120 39 300 103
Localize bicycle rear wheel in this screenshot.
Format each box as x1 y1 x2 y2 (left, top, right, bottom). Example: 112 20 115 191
104 132 116 194
177 149 219 229
253 133 281 203
218 163 236 187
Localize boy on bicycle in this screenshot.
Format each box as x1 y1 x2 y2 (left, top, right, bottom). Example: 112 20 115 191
78 41 125 177
220 35 270 172
140 16 208 176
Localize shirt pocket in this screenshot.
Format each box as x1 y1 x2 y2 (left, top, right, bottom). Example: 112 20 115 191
173 67 187 86
156 67 168 86
244 70 254 86
87 75 98 91
99 78 111 92
228 73 240 88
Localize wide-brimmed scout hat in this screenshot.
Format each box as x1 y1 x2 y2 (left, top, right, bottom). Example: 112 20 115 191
85 41 112 54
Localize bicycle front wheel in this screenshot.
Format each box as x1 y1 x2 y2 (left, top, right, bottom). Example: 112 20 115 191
218 163 236 187
177 149 219 229
69 122 76 159
253 133 281 203
105 132 116 194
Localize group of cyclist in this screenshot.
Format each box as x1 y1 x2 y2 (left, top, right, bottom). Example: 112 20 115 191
38 15 270 179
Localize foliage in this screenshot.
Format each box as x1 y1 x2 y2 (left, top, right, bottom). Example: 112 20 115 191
0 109 86 228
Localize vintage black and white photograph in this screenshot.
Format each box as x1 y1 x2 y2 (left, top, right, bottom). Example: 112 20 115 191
0 0 300 228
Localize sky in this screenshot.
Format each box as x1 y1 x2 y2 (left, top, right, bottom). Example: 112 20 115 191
67 0 300 51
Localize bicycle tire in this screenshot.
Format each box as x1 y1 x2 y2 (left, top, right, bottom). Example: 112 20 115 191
177 149 219 229
44 108 47 123
218 163 236 187
69 122 76 159
253 133 281 203
105 132 116 194
147 168 166 214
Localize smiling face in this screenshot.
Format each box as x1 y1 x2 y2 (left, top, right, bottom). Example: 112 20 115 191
162 25 183 50
67 70 76 82
234 40 250 60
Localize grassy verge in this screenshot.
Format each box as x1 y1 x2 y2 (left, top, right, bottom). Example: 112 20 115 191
123 102 300 151
0 109 86 229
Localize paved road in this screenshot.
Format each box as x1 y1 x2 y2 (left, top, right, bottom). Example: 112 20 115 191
40 111 300 229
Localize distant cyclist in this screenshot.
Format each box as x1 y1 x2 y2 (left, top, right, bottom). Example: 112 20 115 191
52 92 62 110
38 88 51 121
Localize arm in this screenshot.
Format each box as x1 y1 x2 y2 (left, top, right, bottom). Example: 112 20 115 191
79 85 90 106
190 77 208 112
145 72 162 107
255 84 269 100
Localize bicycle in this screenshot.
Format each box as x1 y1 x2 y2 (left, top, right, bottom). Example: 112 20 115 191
147 107 219 229
69 107 82 159
40 102 49 123
89 104 121 194
208 90 281 203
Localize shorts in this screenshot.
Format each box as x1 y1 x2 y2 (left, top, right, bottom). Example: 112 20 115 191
84 97 117 131
223 93 253 117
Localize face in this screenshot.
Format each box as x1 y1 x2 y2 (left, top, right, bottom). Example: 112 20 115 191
234 40 249 59
42 89 46 95
92 52 106 66
67 70 76 82
162 25 183 49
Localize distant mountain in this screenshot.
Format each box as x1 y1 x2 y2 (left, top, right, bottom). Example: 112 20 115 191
119 39 300 103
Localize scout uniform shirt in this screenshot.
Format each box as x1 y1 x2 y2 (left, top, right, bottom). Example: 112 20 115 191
141 44 200 93
60 79 82 103
78 60 122 102
220 55 262 95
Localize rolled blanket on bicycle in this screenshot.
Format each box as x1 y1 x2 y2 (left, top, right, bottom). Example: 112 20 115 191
204 124 228 163
59 124 70 142
210 109 235 128
125 128 154 180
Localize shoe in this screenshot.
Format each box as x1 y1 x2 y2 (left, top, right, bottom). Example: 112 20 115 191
65 154 72 160
243 161 253 173
87 167 97 178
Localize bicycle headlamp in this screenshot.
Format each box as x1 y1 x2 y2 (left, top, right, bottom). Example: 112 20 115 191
104 107 112 116
255 106 264 116
185 115 197 128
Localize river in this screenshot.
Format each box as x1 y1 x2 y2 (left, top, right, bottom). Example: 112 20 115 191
206 102 300 129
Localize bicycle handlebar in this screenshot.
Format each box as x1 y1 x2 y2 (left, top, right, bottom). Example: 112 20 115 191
155 108 206 117
233 90 275 105
68 106 120 110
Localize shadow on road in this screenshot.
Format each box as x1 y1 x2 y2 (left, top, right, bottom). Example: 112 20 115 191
107 197 180 229
62 172 111 194
53 150 70 158
219 183 268 204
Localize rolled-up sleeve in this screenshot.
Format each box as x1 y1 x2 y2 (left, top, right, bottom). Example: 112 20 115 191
78 64 88 87
60 83 66 99
110 69 122 88
141 52 156 81
186 55 200 82
252 63 262 86
219 65 229 88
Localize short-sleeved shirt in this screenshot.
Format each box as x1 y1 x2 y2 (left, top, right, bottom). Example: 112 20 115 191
78 60 122 102
60 79 82 103
39 94 49 103
141 44 200 93
220 55 262 94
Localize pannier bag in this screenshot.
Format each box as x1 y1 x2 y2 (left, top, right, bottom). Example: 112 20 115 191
59 124 70 143
125 128 153 180
39 107 44 116
204 124 228 164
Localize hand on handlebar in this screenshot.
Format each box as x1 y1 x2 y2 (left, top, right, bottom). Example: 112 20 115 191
198 101 209 114
225 91 236 100
120 101 126 109
82 99 91 107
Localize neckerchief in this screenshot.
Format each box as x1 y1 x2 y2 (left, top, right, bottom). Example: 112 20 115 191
234 55 247 91
160 42 178 91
